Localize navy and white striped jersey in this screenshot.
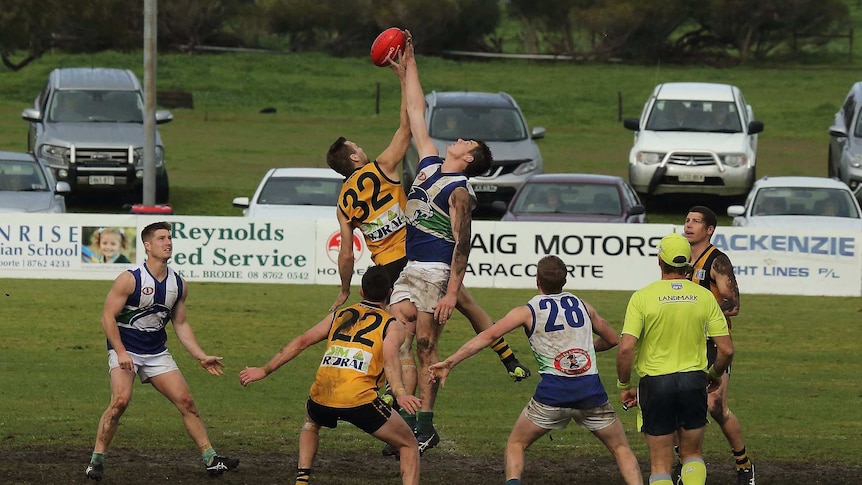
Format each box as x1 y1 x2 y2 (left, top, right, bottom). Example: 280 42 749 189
108 263 184 355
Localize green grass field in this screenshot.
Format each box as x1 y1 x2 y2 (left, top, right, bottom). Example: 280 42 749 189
1 52 861 482
1 279 860 469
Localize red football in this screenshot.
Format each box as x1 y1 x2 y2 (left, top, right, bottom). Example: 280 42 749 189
370 28 405 67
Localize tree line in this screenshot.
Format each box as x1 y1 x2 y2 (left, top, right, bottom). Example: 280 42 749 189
0 0 851 70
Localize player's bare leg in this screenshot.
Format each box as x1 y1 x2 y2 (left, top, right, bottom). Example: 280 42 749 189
504 411 549 482
709 374 754 483
150 370 238 474
413 311 443 453
86 367 136 480
373 411 420 485
93 367 136 453
592 419 644 485
295 418 320 484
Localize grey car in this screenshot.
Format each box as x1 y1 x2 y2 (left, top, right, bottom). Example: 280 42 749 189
828 81 862 198
499 173 647 223
22 67 173 202
0 151 71 213
403 91 545 210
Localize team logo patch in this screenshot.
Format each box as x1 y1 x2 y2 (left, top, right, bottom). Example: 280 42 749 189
671 282 683 290
325 230 364 265
554 348 591 375
142 286 154 295
320 345 372 373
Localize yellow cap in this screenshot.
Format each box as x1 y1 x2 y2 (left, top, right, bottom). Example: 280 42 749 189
658 233 691 267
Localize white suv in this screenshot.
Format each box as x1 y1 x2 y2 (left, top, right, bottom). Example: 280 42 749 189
623 82 764 201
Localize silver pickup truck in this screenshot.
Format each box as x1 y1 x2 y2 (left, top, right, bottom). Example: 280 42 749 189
22 67 173 203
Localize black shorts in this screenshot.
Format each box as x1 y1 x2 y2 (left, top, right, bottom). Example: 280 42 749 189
639 371 709 436
706 338 732 375
305 396 392 434
379 257 407 290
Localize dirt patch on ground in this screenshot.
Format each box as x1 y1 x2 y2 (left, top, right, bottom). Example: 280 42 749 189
1 445 857 484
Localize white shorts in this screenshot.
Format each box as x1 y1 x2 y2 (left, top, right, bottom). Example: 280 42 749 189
390 261 450 314
523 398 618 432
108 349 179 383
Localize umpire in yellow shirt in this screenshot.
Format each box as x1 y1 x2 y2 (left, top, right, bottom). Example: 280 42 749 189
616 233 734 485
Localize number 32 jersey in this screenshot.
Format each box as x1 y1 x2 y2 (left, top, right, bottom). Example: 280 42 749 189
337 162 407 266
309 301 394 408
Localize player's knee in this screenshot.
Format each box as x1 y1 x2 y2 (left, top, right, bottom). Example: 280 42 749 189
415 336 437 357
109 396 130 415
709 402 729 423
301 420 320 433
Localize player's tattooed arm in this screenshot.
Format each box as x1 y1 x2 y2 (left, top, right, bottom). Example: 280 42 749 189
449 188 472 282
712 253 740 317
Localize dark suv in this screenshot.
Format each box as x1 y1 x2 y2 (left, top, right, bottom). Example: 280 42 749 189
22 68 172 202
403 91 545 210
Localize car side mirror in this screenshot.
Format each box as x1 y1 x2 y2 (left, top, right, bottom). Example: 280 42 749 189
829 126 848 138
55 181 71 194
155 110 174 125
748 121 764 135
727 205 745 217
628 204 646 216
623 118 640 131
22 108 43 122
232 196 250 208
531 127 546 140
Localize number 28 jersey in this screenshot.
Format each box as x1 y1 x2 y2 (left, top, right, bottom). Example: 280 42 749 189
337 162 407 266
525 292 607 409
309 301 394 408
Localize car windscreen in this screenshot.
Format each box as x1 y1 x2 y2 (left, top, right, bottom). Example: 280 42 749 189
645 100 742 133
512 182 621 215
0 159 48 191
430 107 527 142
258 177 341 206
752 187 859 218
49 90 144 123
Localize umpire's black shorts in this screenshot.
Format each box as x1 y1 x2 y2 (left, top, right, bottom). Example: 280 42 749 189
306 396 392 434
639 371 709 436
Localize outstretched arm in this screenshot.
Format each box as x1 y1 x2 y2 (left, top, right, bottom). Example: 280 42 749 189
398 32 436 160
239 313 333 386
375 57 411 180
429 305 530 387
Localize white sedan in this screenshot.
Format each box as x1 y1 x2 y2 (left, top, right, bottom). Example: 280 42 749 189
727 176 862 230
232 167 342 219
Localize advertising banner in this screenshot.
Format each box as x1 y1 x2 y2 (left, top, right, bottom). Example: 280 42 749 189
0 214 859 296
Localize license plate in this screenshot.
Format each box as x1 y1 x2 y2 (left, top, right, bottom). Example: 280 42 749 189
89 175 116 185
472 184 498 192
678 173 705 182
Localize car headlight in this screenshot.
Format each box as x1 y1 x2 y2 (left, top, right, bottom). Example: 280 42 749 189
723 154 749 167
133 147 166 167
513 160 539 175
635 152 663 165
848 153 862 168
40 144 69 165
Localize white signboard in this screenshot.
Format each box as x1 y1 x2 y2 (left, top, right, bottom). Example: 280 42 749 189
0 214 859 297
